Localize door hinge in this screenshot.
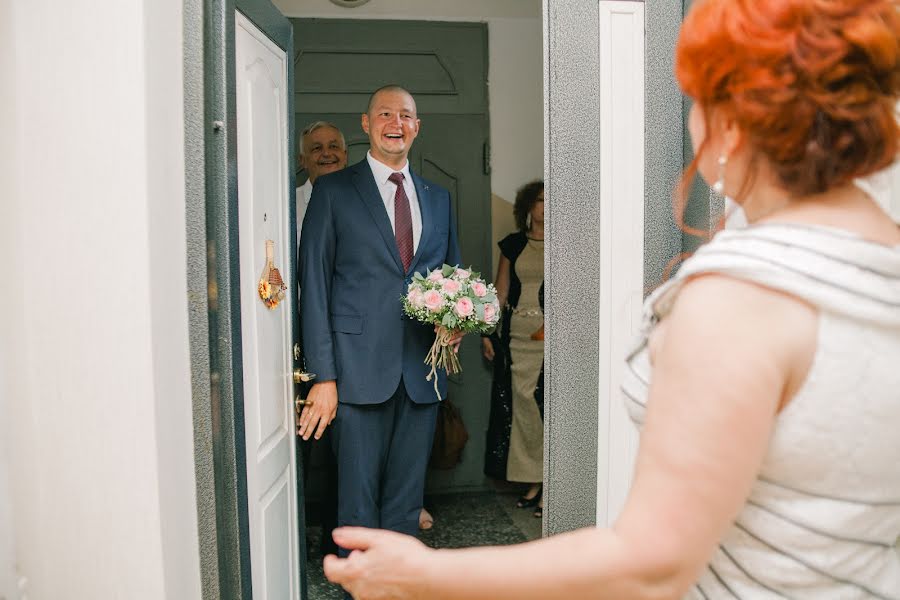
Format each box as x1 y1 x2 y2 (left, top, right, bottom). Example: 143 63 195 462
482 141 491 175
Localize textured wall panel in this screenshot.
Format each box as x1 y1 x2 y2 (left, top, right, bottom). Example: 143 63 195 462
183 1 222 598
644 0 684 291
544 0 602 535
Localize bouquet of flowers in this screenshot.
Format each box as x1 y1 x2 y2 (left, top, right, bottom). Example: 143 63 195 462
403 264 501 400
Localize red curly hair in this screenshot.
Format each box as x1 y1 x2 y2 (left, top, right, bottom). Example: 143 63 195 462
676 0 900 202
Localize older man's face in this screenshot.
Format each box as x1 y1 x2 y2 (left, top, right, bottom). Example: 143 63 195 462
300 127 348 183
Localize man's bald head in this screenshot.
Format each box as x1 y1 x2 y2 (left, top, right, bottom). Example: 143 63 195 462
366 84 416 116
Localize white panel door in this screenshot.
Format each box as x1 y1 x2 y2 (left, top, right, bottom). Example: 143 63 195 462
235 11 300 600
596 0 645 528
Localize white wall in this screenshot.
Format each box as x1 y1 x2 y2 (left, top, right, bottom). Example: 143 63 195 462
858 163 900 223
0 2 21 596
893 162 900 221
273 0 544 270
0 1 201 598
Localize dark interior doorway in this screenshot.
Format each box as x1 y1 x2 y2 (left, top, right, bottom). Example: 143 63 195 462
291 17 543 596
293 17 494 501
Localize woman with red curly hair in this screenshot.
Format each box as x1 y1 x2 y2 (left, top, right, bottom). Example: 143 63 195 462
323 1 900 598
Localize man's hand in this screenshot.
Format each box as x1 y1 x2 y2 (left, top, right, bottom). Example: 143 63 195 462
297 380 338 441
435 325 465 354
481 337 495 361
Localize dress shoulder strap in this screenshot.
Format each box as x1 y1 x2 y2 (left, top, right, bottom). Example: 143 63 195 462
661 224 900 327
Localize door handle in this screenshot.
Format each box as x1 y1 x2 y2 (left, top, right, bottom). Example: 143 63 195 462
293 368 316 384
295 395 311 414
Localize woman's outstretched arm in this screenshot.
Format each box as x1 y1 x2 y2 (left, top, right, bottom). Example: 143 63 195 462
326 275 816 600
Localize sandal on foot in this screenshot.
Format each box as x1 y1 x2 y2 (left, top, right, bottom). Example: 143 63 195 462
515 488 542 509
418 508 434 531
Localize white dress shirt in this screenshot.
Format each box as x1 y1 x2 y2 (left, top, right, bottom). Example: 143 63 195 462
366 151 423 253
296 179 313 242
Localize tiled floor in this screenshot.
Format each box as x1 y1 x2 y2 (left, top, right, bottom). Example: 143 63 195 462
305 492 542 599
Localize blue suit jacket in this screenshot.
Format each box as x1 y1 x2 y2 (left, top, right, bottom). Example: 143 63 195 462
299 159 462 405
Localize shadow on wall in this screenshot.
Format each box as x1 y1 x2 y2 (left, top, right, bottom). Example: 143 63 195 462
491 194 517 275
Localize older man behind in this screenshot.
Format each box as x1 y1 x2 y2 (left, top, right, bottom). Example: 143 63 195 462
297 121 348 240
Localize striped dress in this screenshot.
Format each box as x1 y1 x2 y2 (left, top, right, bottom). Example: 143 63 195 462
622 224 900 599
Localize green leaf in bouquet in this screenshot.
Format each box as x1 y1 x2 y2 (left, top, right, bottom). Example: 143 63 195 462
474 303 485 320
413 271 425 281
441 313 457 328
482 292 497 303
441 264 456 277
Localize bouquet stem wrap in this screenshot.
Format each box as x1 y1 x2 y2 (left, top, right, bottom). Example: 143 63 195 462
425 328 462 400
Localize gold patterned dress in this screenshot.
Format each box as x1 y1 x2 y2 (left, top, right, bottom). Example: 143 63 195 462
505 238 544 483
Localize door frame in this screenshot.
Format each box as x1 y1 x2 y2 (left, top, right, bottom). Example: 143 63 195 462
184 0 304 598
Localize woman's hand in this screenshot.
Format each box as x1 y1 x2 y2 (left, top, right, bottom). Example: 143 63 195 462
481 337 495 361
324 527 433 600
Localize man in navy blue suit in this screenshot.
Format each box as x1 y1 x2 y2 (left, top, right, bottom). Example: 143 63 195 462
297 85 462 550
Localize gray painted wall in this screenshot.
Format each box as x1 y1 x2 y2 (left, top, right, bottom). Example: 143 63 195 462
543 0 685 535
645 0 685 292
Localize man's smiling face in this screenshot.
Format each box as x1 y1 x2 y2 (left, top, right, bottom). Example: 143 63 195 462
300 126 348 184
361 89 420 168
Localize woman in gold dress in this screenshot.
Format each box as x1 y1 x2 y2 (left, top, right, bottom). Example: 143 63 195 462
482 180 545 517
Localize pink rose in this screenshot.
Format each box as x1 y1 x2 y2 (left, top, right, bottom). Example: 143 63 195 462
471 281 487 297
427 270 444 282
442 279 461 295
424 290 444 312
455 268 471 280
455 297 474 318
407 288 425 309
483 302 497 323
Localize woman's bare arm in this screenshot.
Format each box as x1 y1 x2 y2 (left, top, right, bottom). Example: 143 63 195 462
326 275 817 600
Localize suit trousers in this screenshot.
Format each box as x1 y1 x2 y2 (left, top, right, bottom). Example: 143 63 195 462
330 379 438 556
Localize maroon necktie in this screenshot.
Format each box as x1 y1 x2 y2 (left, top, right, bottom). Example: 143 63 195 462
389 172 414 272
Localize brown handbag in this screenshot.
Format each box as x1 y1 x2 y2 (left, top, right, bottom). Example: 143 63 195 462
429 399 469 470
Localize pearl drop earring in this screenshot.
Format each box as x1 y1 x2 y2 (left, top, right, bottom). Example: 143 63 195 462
712 154 727 195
